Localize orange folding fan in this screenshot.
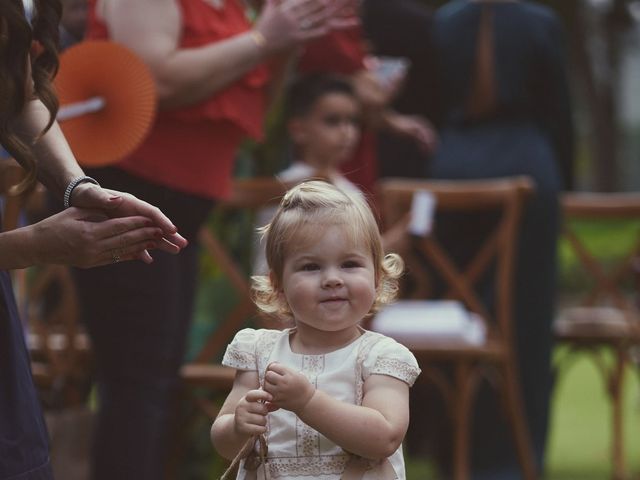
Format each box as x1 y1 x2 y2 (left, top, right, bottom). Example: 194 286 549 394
54 40 157 167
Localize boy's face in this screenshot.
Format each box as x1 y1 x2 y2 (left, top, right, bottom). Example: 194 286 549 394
290 92 360 168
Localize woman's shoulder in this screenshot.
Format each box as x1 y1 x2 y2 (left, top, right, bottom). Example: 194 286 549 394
435 0 560 24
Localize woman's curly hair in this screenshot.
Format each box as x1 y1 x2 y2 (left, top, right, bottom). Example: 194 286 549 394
0 0 61 194
252 180 404 322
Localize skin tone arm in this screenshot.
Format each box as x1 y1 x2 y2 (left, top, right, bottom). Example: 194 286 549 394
211 370 274 460
0 208 168 269
9 97 187 252
11 99 84 201
263 362 410 460
98 0 346 110
2 89 187 269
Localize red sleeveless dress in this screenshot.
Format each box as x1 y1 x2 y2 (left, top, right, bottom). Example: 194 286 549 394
86 0 269 200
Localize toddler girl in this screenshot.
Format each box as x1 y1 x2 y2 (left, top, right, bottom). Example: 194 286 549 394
211 180 421 479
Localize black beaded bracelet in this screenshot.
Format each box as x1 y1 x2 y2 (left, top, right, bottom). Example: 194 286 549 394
63 176 100 208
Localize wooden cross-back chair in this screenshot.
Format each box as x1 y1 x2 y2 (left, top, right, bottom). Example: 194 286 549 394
1 159 92 408
179 177 292 415
372 176 537 480
553 192 640 480
168 177 295 478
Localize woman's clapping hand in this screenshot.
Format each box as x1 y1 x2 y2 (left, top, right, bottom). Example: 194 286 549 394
254 0 360 54
29 207 178 268
69 182 188 256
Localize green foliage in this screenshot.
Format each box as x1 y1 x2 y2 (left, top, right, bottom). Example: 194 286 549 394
546 348 640 479
175 392 228 480
558 218 640 293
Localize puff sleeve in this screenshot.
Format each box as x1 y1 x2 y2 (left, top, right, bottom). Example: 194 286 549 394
221 328 260 371
362 336 421 387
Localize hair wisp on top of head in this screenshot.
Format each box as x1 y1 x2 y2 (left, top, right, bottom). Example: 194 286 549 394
0 0 61 195
252 180 404 321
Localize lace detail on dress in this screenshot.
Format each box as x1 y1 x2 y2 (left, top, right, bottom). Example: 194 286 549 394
301 355 325 377
297 419 318 457
372 357 421 386
266 454 351 478
354 332 387 405
222 346 255 371
297 354 325 456
255 330 282 384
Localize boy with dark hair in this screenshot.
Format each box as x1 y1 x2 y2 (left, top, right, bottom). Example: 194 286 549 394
278 73 363 195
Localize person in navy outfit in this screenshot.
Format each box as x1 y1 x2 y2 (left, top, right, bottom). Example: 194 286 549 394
417 1 574 478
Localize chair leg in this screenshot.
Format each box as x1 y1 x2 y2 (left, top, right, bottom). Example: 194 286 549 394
453 361 472 480
609 346 628 480
501 361 537 480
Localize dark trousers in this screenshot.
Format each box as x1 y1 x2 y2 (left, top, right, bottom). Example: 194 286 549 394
73 168 213 480
1 271 54 480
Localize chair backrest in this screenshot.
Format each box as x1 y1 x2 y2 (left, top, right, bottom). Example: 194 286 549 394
192 177 292 363
376 176 534 345
559 192 640 323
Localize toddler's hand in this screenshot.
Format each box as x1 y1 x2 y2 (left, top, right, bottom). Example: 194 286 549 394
263 362 315 414
234 389 272 437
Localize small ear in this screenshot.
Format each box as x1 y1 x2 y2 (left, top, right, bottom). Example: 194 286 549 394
288 118 307 145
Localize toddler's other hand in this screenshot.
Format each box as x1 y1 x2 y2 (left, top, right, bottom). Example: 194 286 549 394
234 389 272 437
263 362 315 414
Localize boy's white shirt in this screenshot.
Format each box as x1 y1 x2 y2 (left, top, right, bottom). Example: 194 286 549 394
276 162 363 198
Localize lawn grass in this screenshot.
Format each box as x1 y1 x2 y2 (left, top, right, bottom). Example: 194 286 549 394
404 349 640 480
545 350 640 479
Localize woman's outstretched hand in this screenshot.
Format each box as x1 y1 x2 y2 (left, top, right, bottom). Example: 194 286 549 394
69 182 188 255
29 207 175 268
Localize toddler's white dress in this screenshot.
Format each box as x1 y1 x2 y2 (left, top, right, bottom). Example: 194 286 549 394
222 327 421 480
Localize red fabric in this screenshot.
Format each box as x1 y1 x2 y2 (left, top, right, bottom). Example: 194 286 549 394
86 0 269 199
298 28 378 195
298 27 366 75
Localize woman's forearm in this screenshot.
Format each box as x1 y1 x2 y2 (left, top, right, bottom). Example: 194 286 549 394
152 32 268 109
11 99 83 200
0 226 38 270
297 390 403 459
101 0 269 109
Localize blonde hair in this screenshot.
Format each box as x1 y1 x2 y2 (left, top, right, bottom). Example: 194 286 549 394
252 180 404 321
